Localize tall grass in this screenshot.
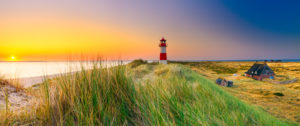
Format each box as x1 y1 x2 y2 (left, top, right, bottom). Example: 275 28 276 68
42 62 139 125
38 61 296 125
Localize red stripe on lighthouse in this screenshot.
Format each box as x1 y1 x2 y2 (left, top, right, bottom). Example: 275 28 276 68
160 53 167 60
159 43 167 47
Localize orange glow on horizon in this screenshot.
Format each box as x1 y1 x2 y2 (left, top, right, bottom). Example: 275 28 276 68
0 15 158 61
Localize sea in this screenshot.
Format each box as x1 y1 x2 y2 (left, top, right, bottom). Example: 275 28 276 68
0 61 130 79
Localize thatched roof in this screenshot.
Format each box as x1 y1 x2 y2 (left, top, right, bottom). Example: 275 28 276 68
246 63 274 76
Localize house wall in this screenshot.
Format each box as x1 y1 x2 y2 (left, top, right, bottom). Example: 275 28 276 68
246 74 252 77
252 75 262 80
252 74 274 80
261 74 274 79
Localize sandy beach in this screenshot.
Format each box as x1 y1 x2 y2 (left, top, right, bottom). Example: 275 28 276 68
17 75 58 88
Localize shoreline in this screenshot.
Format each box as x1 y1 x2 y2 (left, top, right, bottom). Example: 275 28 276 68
7 74 61 88
17 75 57 88
14 71 79 88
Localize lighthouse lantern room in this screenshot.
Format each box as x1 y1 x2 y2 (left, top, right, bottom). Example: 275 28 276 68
159 37 167 64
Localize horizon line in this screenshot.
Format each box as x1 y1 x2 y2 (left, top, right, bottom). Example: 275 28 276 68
1 58 300 62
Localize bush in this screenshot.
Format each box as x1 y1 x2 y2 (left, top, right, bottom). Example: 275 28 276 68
128 59 148 68
273 92 285 96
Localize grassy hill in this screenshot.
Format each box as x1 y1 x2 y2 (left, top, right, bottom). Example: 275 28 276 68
0 61 297 125
172 61 300 123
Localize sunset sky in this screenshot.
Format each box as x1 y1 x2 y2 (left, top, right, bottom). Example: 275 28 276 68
0 0 300 61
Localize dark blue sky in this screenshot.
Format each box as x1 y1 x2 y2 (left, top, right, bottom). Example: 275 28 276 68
220 1 300 36
186 0 300 43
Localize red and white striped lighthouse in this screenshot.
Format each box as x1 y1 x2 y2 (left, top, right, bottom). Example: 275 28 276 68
159 37 167 64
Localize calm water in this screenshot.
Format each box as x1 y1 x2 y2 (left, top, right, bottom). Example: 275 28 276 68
0 61 129 79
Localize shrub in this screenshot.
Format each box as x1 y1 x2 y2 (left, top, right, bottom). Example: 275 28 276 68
273 92 285 96
128 59 148 68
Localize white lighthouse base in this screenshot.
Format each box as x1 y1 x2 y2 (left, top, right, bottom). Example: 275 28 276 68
159 60 167 64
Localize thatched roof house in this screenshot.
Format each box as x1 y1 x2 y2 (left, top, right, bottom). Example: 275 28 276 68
245 63 275 80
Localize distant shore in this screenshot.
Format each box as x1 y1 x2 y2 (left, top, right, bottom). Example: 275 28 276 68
168 59 300 62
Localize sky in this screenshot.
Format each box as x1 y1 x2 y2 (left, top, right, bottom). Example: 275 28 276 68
0 0 299 61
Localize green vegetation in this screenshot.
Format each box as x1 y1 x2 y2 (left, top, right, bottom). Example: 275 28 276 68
169 61 238 74
273 92 285 96
0 61 297 125
176 61 300 123
291 69 300 71
128 59 148 68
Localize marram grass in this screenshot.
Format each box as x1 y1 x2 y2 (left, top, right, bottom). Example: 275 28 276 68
1 61 297 125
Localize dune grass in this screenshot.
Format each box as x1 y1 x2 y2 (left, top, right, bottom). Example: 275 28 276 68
0 61 297 125
34 61 295 125
128 59 148 68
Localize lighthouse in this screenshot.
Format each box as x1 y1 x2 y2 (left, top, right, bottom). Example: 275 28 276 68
159 37 167 64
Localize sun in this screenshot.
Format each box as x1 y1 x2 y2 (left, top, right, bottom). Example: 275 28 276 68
11 56 16 61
